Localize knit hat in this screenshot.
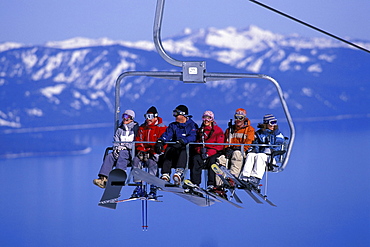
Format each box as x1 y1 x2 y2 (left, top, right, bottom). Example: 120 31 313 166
146 106 158 117
263 114 277 123
202 110 214 121
235 108 247 117
174 105 188 116
123 109 135 119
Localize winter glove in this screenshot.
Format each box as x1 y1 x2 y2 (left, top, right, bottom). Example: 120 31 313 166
154 140 164 154
224 147 234 159
200 147 208 160
113 148 120 159
116 145 126 151
137 151 149 161
172 139 185 149
152 153 160 162
143 152 149 162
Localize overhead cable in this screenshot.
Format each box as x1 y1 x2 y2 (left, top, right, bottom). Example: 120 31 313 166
249 0 370 54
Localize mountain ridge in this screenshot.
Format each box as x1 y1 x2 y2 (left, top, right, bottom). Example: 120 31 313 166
1 25 369 130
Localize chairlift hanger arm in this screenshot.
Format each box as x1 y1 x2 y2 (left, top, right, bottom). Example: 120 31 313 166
153 0 183 67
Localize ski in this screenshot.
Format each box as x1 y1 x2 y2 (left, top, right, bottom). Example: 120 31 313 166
183 180 222 202
98 197 159 205
116 197 163 203
184 179 243 208
216 165 264 205
219 165 277 206
242 182 277 207
132 168 216 207
211 164 243 204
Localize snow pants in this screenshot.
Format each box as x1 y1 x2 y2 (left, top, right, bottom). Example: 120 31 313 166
98 149 131 177
161 146 187 175
132 156 158 182
215 150 244 186
241 153 270 179
190 153 219 186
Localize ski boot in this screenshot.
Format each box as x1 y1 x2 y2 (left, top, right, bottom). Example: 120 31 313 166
160 173 170 182
148 185 157 200
212 186 228 200
93 176 107 189
130 182 144 198
173 168 184 185
243 176 261 192
225 177 236 189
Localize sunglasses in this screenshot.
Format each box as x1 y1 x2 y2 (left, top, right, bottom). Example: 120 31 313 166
144 113 156 120
122 114 132 121
172 109 186 117
234 115 245 121
202 116 213 121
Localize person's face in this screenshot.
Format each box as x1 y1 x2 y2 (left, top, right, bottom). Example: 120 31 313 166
144 113 157 125
123 118 133 124
202 116 213 126
175 114 187 123
122 113 133 124
266 119 277 130
234 115 245 127
146 117 158 125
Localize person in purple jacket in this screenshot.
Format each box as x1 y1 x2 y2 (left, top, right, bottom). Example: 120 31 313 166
154 105 198 185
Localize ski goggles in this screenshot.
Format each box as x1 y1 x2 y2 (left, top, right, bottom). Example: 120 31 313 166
172 109 186 117
144 113 157 120
267 120 277 126
122 114 132 121
202 115 213 121
234 114 245 120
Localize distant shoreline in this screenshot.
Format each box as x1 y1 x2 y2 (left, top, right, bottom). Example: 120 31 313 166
0 147 92 160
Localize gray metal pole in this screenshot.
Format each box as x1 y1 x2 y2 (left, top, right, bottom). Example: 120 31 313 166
153 0 183 67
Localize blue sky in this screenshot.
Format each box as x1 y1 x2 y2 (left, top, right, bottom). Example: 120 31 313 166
1 0 369 45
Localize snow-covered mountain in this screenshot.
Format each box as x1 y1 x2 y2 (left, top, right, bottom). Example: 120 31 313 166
1 25 369 131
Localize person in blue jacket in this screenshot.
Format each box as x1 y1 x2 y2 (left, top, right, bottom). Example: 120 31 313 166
154 105 198 185
241 114 285 190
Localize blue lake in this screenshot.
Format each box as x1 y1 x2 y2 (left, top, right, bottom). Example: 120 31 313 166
0 119 369 247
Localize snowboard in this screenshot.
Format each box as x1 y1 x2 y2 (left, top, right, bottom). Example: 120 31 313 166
98 168 127 209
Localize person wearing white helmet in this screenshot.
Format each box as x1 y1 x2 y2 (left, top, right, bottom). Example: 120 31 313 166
93 109 139 189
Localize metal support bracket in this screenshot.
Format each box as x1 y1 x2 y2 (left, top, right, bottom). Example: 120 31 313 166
182 61 206 83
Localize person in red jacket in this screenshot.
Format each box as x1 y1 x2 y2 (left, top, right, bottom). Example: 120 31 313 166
130 106 167 199
190 110 224 189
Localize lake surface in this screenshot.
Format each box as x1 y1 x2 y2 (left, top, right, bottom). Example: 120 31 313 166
0 119 369 247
